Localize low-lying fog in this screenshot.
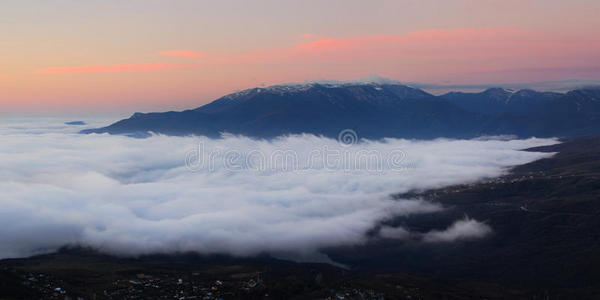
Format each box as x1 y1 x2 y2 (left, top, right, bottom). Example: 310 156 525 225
0 119 558 260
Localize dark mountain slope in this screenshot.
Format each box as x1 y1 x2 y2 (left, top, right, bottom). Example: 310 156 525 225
327 136 600 290
442 87 600 137
440 88 563 116
539 88 600 136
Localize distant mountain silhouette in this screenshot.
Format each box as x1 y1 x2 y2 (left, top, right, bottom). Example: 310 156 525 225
82 83 600 139
65 121 87 126
440 88 563 116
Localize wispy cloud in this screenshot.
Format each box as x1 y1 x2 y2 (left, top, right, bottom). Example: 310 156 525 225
160 27 599 72
33 27 600 82
35 63 183 74
378 217 492 243
422 217 492 243
159 50 208 58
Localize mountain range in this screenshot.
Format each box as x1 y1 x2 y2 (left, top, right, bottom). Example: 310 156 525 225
82 83 600 139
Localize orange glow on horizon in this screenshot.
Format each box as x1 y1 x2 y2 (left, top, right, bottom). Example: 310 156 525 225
2 0 599 115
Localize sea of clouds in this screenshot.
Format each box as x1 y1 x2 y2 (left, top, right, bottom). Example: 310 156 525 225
0 118 558 260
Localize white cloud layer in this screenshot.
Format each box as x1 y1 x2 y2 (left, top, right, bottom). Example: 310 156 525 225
0 119 557 259
422 217 493 243
378 226 411 240
378 217 492 243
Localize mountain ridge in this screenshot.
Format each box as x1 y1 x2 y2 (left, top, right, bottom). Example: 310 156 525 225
82 83 600 139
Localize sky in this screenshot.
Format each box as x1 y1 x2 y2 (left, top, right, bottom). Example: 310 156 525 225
1 0 600 113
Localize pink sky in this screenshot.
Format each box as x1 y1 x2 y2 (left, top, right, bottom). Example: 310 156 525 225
1 0 599 113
